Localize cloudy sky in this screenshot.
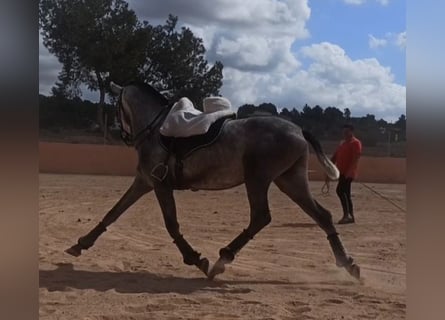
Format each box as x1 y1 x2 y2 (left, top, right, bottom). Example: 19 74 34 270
39 0 406 121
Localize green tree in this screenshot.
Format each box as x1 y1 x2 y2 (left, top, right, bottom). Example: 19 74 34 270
302 104 323 120
280 107 291 118
39 0 147 130
141 15 223 109
323 106 344 137
395 114 406 130
324 106 344 122
312 105 324 119
344 108 351 120
394 114 406 141
302 104 311 117
289 108 300 121
258 102 278 115
237 104 257 118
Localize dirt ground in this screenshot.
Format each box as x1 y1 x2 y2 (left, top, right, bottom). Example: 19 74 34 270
39 174 406 320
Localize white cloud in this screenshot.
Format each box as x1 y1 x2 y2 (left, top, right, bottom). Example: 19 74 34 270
126 0 404 119
212 35 301 72
129 0 310 74
369 31 406 50
343 0 390 5
343 0 366 4
395 31 406 49
129 0 310 38
369 34 388 49
221 42 405 120
298 43 404 114
38 0 405 120
40 0 311 94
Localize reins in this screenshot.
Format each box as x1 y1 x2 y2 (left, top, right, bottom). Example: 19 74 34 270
132 105 171 149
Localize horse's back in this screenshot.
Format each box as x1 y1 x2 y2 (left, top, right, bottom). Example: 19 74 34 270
223 116 306 150
181 116 308 189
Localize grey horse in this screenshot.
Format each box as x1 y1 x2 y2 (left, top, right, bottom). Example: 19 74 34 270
66 82 360 280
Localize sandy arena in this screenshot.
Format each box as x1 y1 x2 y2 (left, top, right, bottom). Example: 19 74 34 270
39 173 406 319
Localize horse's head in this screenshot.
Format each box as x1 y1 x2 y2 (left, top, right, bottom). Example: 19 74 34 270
110 81 170 147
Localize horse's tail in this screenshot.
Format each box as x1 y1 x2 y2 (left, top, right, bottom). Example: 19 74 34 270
302 130 339 181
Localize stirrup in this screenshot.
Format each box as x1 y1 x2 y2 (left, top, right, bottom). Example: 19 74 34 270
151 163 169 182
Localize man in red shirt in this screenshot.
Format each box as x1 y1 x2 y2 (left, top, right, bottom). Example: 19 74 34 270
331 124 362 224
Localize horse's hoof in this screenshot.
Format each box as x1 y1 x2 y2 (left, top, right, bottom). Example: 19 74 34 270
197 258 209 276
336 256 353 268
65 244 82 257
207 258 228 280
346 263 361 280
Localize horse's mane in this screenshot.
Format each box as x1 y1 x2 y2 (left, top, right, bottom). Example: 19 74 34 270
127 81 170 106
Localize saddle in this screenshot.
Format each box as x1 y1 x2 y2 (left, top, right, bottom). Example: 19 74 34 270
159 114 235 159
153 96 236 188
159 97 235 137
155 114 236 189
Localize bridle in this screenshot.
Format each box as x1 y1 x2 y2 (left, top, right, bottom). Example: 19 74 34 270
117 90 172 148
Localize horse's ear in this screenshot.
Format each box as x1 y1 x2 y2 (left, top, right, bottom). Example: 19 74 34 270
110 81 123 95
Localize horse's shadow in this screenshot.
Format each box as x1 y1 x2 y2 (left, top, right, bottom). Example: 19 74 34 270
39 263 228 294
40 263 355 295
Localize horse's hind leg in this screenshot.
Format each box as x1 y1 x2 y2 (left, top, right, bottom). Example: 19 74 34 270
65 175 151 257
274 162 360 280
208 176 272 279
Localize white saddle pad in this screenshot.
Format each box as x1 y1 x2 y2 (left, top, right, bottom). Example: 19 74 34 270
159 96 235 137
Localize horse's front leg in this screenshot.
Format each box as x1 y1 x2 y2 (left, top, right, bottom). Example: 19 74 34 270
153 182 209 276
65 175 152 257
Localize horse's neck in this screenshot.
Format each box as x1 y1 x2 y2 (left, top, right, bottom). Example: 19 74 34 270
132 104 164 134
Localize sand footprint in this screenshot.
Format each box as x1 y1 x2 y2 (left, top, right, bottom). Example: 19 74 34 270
324 298 344 304
285 300 312 317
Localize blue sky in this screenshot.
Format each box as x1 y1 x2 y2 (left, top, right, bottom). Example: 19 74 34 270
296 0 405 85
39 0 406 121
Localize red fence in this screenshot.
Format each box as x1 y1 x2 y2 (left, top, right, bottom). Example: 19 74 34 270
39 142 405 183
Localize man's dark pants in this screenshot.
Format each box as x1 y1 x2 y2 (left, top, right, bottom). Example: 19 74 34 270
336 174 354 220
